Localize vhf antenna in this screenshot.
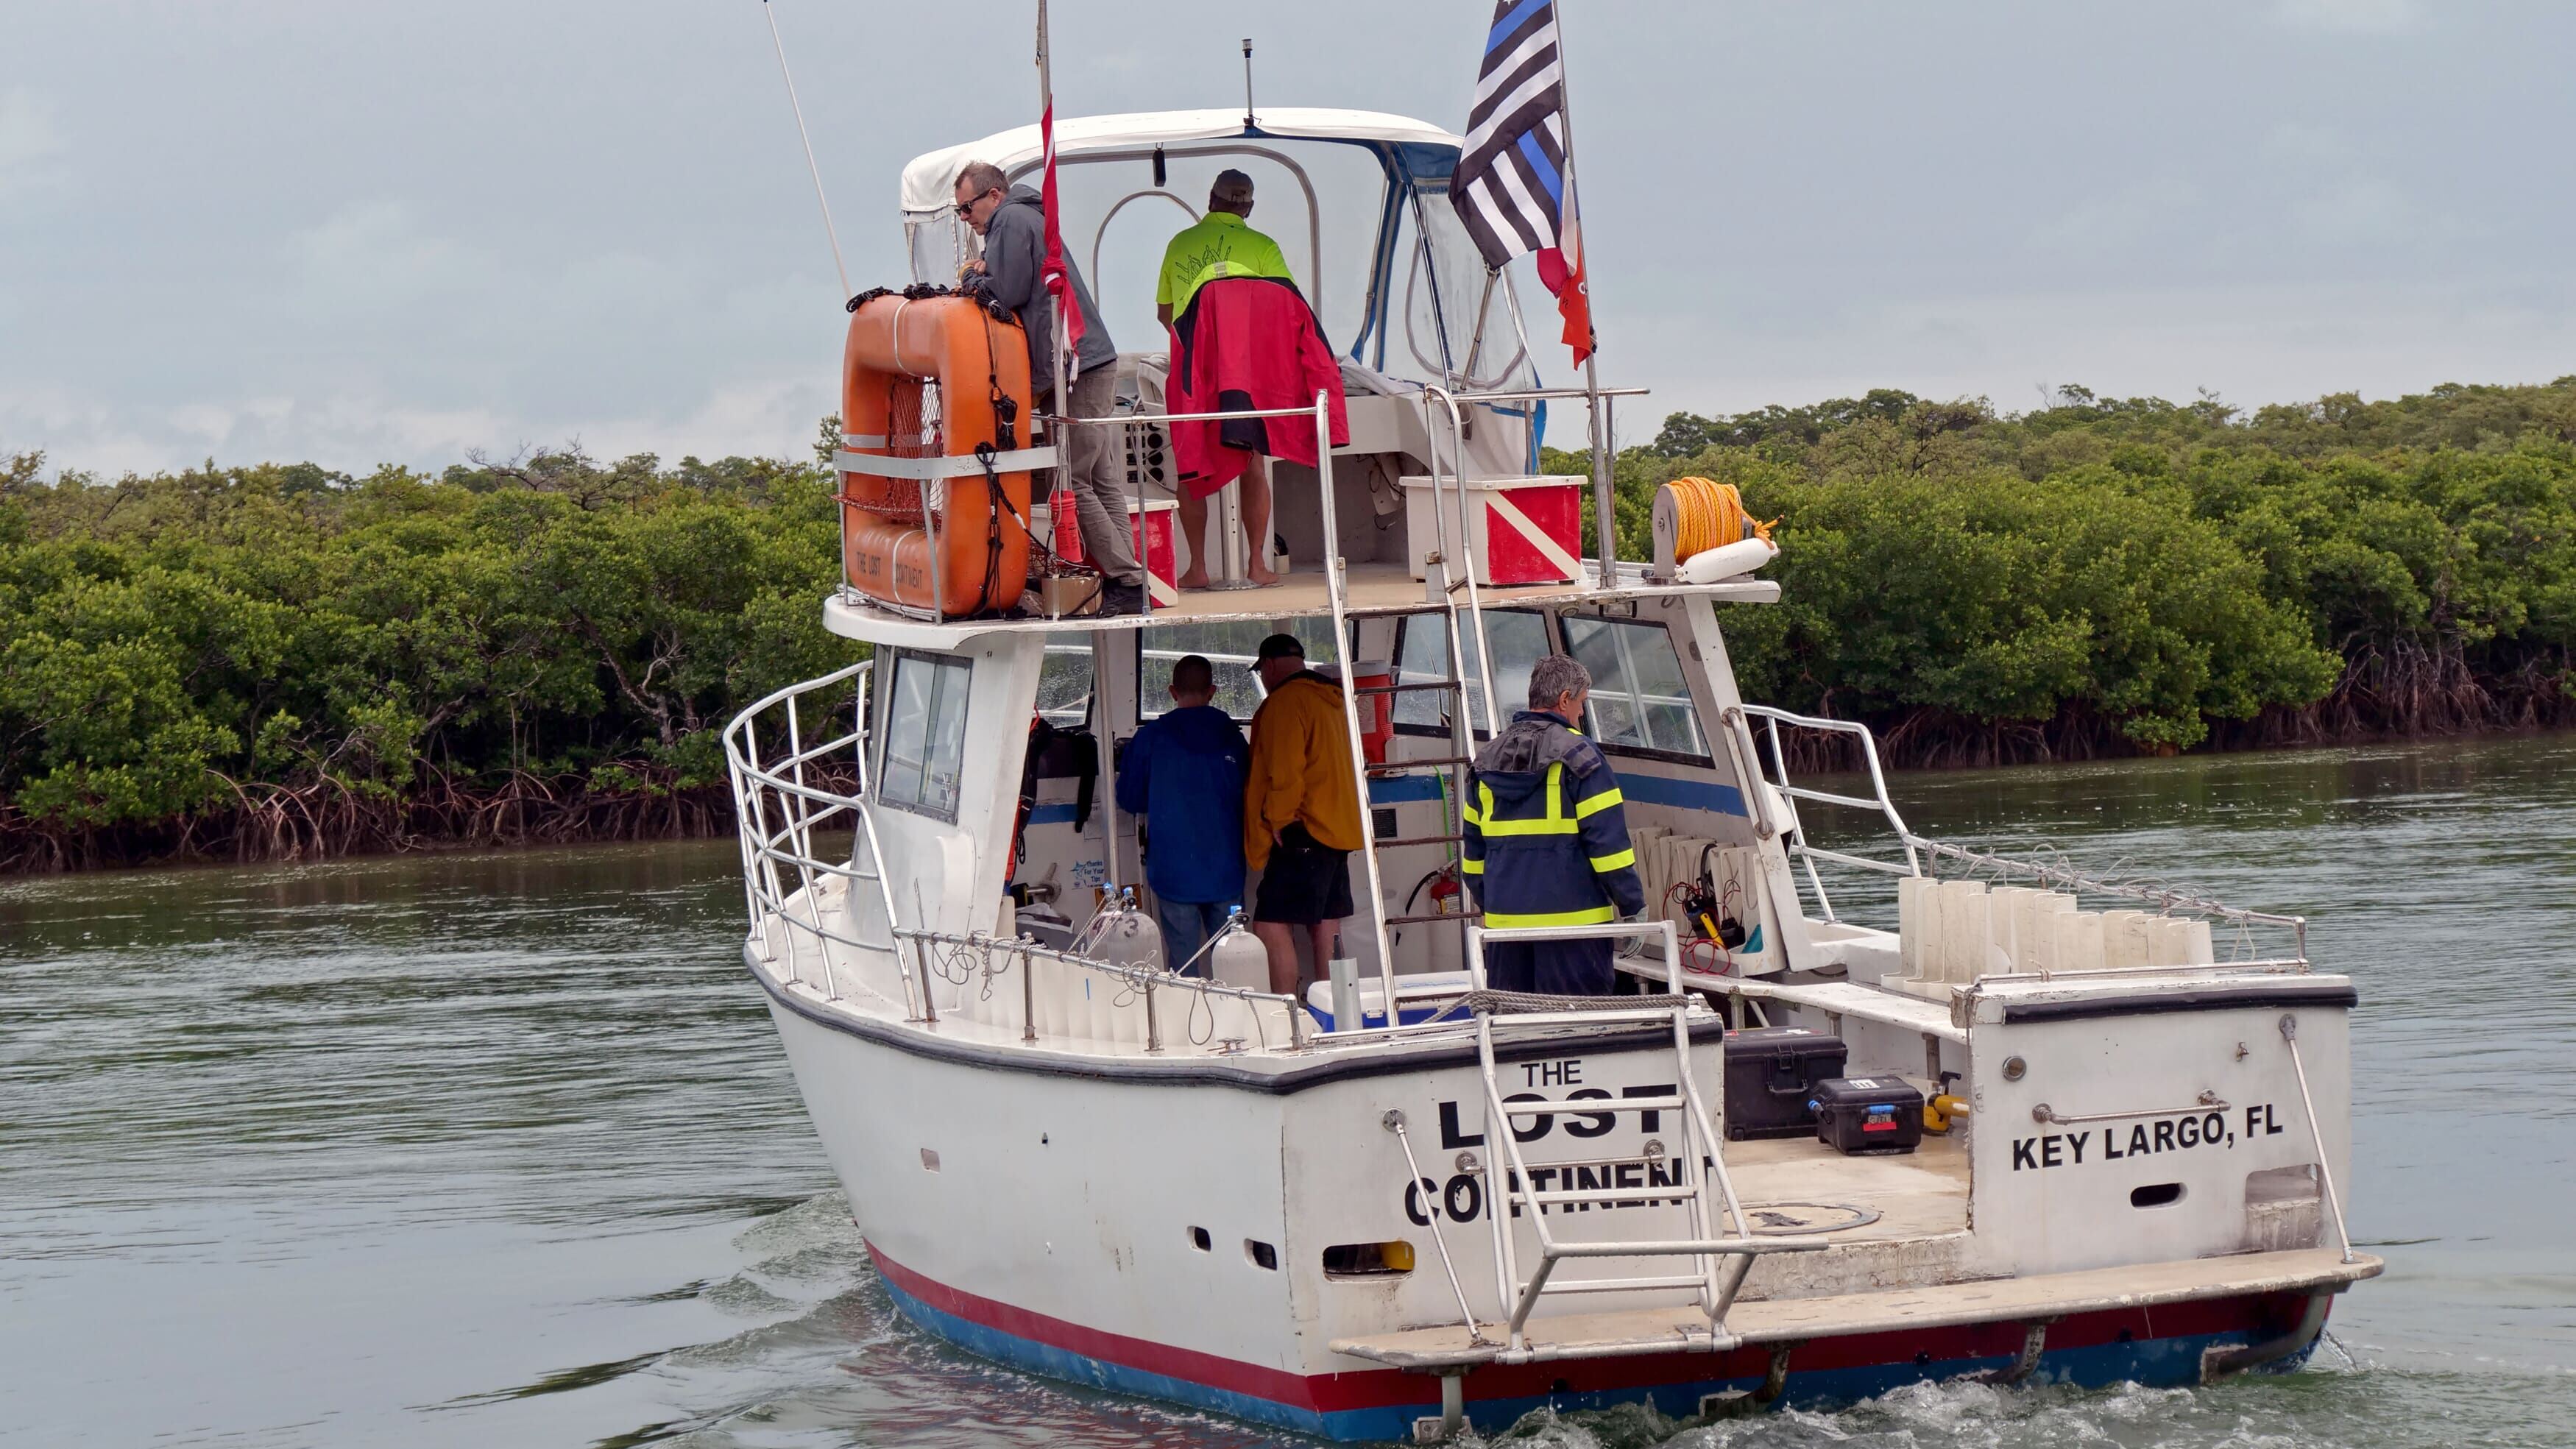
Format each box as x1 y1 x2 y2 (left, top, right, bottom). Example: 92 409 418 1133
1242 38 1255 129
760 0 852 302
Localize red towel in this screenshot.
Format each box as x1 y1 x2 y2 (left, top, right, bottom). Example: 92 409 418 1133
1168 277 1350 498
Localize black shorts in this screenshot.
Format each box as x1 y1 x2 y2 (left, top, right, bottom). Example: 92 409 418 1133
1253 822 1354 926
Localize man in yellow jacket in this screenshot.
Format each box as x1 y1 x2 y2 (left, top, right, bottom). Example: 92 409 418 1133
1243 633 1362 995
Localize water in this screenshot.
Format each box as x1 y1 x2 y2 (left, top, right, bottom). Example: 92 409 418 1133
4 735 2572 1446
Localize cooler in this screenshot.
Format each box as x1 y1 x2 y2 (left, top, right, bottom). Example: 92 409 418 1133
1722 1025 1848 1140
1303 970 1474 1031
1399 475 1585 587
1126 497 1178 611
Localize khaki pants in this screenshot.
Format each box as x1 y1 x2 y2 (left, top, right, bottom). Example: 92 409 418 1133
1047 364 1143 587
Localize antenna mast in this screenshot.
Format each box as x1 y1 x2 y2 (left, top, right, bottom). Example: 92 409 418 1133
760 1 852 301
1242 38 1255 128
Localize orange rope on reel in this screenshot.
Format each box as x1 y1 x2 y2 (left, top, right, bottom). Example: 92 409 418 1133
1662 475 1777 560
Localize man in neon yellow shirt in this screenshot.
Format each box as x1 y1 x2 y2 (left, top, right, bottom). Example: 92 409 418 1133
1158 170 1295 588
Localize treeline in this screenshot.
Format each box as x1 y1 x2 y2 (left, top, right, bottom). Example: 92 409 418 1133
0 442 848 870
7 376 2573 871
1551 378 2576 765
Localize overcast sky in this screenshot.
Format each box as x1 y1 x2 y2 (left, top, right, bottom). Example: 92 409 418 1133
6 0 2572 477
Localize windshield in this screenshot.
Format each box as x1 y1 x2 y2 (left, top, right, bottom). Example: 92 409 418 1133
1136 618 1340 723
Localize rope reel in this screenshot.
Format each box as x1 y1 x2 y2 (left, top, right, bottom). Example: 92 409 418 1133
1651 475 1780 581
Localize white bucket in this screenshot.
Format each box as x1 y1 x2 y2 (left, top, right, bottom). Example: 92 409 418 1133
1936 880 1989 985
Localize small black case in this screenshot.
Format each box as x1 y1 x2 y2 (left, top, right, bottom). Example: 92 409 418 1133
1811 1076 1926 1155
1722 1027 1850 1140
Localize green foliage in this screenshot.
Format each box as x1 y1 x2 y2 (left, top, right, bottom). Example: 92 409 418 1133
1622 376 2576 749
0 449 849 834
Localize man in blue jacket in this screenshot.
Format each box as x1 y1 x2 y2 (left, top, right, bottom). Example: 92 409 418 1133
1462 654 1646 996
1117 655 1253 972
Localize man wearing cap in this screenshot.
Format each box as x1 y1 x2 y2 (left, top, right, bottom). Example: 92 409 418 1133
1158 170 1296 589
1243 632 1362 995
955 159 1147 615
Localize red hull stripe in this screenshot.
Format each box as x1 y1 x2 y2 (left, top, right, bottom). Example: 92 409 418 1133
868 1240 2311 1417
868 1241 1352 1410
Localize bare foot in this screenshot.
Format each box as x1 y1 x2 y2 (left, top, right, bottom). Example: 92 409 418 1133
1246 565 1281 587
1176 569 1211 590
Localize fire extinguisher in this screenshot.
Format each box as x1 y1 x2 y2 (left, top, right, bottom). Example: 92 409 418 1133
1412 865 1462 917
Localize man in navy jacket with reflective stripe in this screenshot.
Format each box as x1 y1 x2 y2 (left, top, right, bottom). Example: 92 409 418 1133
1461 654 1646 996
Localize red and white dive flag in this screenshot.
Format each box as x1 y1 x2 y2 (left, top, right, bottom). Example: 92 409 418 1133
1451 0 1593 364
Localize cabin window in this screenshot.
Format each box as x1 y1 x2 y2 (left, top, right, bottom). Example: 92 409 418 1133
1135 619 1339 723
1036 643 1094 727
1391 609 1549 737
1560 616 1710 762
878 651 973 822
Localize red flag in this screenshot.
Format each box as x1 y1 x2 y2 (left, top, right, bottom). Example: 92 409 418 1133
1038 99 1083 355
1534 166 1593 366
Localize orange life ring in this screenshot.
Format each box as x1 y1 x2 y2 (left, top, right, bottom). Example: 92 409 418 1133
839 294 1035 617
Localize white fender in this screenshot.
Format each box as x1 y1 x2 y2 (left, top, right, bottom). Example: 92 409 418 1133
1677 536 1780 584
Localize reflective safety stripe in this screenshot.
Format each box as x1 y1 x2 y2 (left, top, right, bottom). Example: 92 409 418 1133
1479 816 1577 837
1589 847 1636 873
1459 801 1481 826
1459 857 1485 874
1485 904 1618 929
1574 787 1624 819
1475 764 1579 837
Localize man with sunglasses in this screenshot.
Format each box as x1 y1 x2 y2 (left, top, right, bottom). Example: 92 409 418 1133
955 160 1146 615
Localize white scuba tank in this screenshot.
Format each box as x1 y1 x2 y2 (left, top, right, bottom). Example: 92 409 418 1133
1208 913 1270 993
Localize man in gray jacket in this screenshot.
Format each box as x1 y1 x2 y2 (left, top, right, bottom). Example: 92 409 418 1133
955 161 1146 614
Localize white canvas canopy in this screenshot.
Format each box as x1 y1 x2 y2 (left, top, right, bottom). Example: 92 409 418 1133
897 107 1460 216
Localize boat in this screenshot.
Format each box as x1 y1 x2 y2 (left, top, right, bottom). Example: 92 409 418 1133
723 102 2378 1442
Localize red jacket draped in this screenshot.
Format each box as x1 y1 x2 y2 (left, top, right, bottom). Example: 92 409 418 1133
1167 277 1350 498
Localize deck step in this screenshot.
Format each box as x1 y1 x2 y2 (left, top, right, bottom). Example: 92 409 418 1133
1326 1247 2385 1369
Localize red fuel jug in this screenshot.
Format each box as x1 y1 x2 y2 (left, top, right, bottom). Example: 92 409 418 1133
1050 486 1085 566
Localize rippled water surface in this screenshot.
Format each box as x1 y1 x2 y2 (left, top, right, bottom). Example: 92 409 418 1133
4 734 2573 1446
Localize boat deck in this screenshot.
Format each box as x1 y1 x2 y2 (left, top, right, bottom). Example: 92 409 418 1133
821 562 1780 643
1329 1247 2382 1368
1728 1131 1970 1245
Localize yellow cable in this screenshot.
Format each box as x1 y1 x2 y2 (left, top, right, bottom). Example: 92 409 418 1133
1663 475 1777 559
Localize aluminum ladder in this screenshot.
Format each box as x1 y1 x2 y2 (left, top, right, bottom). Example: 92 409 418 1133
1465 919 1826 1353
1304 389 1511 1014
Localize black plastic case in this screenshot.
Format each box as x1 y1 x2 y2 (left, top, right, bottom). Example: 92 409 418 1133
1722 1027 1850 1140
1811 1075 1926 1155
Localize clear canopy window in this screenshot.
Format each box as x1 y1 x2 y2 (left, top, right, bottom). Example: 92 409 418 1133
878 651 973 821
1036 644 1094 728
1391 609 1549 737
899 113 1543 394
1136 617 1340 722
1561 616 1709 760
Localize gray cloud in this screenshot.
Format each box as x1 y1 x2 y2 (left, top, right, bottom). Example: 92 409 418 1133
4 1 2572 477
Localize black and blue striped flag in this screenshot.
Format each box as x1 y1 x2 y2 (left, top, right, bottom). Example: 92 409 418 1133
1451 0 1593 361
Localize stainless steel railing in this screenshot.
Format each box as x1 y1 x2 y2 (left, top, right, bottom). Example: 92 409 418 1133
724 658 1324 1050
895 926 1308 1055
725 659 927 1018
1724 702 2310 966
